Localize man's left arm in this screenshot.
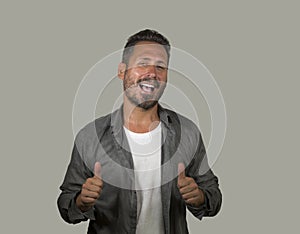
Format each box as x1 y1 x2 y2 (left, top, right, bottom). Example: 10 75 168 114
178 132 222 220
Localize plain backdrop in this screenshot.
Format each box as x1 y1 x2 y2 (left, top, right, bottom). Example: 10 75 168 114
1 0 299 233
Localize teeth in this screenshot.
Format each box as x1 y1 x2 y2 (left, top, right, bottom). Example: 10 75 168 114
139 83 155 92
140 83 154 88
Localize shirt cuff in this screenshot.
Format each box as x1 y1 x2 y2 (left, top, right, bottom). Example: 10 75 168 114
67 195 95 223
186 189 208 220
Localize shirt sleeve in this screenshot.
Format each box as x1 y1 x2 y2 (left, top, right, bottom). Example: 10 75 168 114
186 131 222 220
57 141 95 224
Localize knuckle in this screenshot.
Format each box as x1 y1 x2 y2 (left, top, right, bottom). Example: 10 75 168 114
85 178 91 184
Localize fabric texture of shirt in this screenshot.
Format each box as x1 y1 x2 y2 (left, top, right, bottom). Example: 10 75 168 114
57 104 222 234
124 123 164 234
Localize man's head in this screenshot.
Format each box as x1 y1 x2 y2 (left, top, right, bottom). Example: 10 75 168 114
122 29 170 66
118 29 171 110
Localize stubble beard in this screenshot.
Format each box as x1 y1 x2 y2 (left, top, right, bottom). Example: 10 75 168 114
123 76 166 110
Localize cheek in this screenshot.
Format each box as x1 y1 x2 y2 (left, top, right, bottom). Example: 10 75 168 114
162 70 168 79
131 67 145 77
124 70 143 86
125 68 141 80
156 69 168 80
123 72 137 89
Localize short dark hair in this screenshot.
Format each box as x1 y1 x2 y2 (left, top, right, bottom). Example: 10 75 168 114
122 29 171 65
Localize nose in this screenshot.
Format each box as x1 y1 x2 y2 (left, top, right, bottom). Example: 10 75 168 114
145 65 157 78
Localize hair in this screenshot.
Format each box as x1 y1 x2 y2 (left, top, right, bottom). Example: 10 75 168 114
122 29 171 65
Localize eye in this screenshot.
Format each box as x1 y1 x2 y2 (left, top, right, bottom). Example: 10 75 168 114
156 65 167 71
138 62 148 67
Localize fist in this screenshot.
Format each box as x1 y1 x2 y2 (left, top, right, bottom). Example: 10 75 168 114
177 163 205 207
76 162 103 212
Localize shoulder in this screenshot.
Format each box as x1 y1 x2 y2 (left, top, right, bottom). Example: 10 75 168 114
163 107 201 136
74 112 112 148
163 107 204 152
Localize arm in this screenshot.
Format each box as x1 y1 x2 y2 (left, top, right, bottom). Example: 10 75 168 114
185 134 222 220
57 143 98 224
177 130 222 220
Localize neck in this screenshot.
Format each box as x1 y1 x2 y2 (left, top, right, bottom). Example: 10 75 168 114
123 99 160 133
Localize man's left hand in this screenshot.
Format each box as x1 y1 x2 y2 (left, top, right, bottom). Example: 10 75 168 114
177 163 205 208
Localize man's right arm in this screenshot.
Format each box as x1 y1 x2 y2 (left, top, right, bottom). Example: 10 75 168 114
57 143 97 224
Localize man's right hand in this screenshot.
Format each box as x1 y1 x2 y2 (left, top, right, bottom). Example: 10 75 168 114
76 162 103 212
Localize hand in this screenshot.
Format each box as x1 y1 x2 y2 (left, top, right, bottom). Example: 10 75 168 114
177 163 205 208
76 162 103 212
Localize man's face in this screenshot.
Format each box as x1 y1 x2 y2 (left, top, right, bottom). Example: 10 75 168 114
120 41 168 110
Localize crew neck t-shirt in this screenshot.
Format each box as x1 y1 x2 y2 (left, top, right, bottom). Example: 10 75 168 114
123 123 164 234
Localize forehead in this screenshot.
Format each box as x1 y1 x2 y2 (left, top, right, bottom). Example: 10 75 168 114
129 41 168 62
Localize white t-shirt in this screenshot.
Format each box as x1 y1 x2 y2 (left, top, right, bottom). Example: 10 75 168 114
124 123 164 234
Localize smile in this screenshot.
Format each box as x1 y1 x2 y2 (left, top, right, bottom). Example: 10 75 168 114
139 83 155 93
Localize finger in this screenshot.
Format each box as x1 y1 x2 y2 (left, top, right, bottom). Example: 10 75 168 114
181 189 199 200
178 163 186 181
81 188 101 199
92 178 103 188
180 185 195 195
178 178 191 189
185 197 201 207
179 179 197 194
81 196 97 205
86 177 103 188
82 191 100 200
94 162 102 179
83 183 102 193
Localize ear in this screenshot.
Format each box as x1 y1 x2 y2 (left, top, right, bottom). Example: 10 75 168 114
118 63 126 80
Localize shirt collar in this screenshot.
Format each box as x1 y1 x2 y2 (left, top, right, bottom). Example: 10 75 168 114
111 103 172 134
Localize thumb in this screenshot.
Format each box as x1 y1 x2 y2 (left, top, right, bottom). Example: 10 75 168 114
93 162 102 179
178 163 186 181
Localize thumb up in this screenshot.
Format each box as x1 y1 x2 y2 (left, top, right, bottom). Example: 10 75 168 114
177 162 204 207
76 162 103 212
93 161 102 179
178 162 186 182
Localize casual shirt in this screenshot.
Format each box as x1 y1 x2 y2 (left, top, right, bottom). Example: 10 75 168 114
57 104 222 234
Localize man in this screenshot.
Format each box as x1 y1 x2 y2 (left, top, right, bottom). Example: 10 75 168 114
57 29 222 234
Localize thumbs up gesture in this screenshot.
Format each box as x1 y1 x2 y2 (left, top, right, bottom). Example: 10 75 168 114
76 162 103 212
177 163 205 208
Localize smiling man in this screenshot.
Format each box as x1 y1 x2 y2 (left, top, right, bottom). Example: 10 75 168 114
120 41 168 112
57 29 222 234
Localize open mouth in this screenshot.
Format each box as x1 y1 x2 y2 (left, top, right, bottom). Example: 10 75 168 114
139 83 155 93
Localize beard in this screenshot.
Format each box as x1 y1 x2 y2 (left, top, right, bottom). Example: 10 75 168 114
137 99 158 110
123 76 166 110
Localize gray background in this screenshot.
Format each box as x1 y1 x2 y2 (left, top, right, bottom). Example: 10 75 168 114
1 0 299 233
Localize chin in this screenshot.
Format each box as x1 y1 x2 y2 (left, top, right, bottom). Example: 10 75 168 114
137 100 158 110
